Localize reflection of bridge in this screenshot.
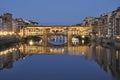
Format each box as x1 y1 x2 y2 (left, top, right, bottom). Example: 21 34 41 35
18 44 120 79
19 44 90 56
19 26 91 45
0 43 120 79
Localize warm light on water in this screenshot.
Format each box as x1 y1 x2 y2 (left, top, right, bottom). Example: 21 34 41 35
82 40 85 44
0 42 119 80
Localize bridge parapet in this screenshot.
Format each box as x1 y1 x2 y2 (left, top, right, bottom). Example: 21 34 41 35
19 26 91 38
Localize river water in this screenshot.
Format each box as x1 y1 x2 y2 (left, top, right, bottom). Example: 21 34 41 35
0 42 119 80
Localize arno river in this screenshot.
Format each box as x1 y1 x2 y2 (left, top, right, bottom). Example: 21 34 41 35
0 42 119 80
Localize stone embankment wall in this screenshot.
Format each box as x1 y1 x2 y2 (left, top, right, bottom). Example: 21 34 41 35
0 36 20 46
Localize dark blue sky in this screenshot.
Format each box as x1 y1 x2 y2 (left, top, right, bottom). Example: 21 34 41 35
0 0 120 25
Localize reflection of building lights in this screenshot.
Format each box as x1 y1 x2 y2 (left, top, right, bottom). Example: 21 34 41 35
116 51 119 60
82 35 85 38
50 49 53 52
9 32 12 35
12 32 14 34
82 40 84 44
61 48 64 53
82 52 85 55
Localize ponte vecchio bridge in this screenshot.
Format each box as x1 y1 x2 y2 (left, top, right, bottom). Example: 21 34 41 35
19 25 91 45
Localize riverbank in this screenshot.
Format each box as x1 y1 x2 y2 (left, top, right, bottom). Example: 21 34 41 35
96 37 120 49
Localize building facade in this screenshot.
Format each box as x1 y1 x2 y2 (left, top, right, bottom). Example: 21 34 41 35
0 16 2 31
84 16 95 26
2 13 12 32
16 18 38 32
99 13 112 38
111 7 120 38
12 19 18 33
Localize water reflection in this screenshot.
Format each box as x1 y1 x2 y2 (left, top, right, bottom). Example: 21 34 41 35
0 42 120 79
0 46 21 69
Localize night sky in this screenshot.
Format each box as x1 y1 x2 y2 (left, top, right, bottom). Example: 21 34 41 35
0 0 120 25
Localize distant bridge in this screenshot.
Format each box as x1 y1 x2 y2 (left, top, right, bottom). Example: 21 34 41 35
19 25 92 45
